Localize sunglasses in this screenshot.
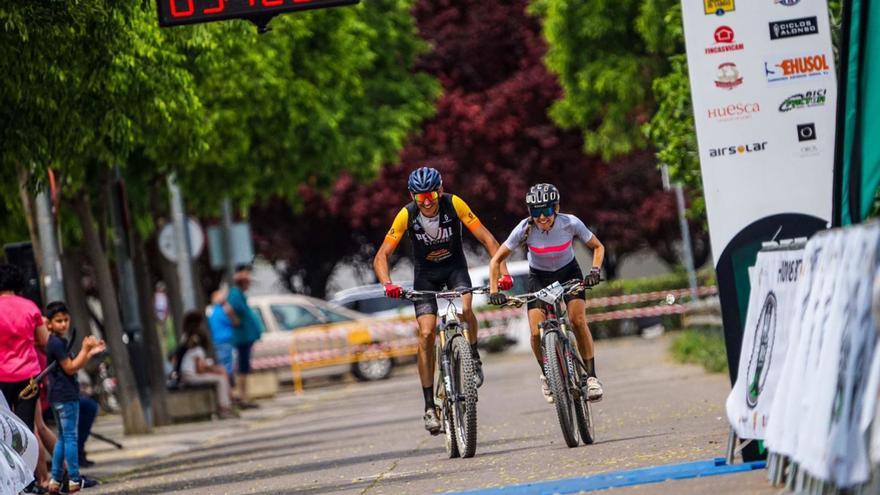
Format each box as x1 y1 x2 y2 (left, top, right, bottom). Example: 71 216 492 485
530 206 555 218
412 191 439 203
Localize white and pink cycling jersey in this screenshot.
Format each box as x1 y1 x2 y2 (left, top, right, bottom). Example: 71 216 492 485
502 213 593 272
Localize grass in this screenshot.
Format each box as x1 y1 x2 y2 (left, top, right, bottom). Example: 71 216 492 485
670 328 728 374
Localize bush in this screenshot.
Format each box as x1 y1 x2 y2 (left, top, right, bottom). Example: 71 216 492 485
670 328 728 374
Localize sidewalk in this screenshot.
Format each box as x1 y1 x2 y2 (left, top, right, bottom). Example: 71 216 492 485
82 386 343 481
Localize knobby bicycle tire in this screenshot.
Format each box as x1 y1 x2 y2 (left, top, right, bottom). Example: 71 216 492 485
544 330 578 448
450 336 478 457
567 331 595 445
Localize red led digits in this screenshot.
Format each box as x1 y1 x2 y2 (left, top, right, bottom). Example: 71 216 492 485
203 0 225 14
169 0 195 17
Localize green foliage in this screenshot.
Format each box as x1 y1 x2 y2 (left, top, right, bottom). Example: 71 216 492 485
589 268 715 299
671 328 728 374
530 0 679 160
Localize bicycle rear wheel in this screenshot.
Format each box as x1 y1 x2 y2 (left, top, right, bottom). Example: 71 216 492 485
543 330 578 448
450 336 478 457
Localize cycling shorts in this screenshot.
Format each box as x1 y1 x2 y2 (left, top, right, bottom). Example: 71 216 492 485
413 264 473 317
526 259 585 311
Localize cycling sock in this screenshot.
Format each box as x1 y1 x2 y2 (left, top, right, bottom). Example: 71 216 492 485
470 343 480 360
423 386 434 411
586 358 597 378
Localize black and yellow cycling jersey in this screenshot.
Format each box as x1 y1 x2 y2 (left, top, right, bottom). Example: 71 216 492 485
384 193 482 271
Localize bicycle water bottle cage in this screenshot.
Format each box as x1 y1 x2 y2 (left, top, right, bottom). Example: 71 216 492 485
537 281 565 305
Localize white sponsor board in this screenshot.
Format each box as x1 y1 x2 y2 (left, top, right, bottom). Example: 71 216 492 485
0 394 37 494
763 223 880 487
681 0 837 264
726 247 804 440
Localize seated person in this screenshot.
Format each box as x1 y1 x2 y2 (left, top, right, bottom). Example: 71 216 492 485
179 311 237 419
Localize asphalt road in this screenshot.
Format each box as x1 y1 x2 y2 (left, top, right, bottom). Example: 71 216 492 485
90 335 775 494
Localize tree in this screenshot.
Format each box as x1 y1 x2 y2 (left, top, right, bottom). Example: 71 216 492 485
253 0 702 295
529 0 680 160
1 1 207 434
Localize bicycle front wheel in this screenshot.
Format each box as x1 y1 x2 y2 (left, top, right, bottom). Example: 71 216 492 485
450 336 478 458
544 331 578 448
568 331 595 445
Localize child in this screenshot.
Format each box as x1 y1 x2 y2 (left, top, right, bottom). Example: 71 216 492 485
44 302 105 494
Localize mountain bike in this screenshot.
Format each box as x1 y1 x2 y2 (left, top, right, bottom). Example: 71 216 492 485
402 286 489 458
501 279 595 447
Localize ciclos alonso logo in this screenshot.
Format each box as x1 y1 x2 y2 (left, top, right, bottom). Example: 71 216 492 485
705 26 745 54
707 102 760 121
715 62 743 90
704 0 735 15
779 89 827 112
765 53 831 84
709 141 767 157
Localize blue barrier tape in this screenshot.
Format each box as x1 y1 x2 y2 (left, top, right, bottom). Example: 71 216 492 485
446 457 767 495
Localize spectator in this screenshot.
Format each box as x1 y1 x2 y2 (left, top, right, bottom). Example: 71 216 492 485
0 263 48 440
228 265 263 408
44 301 105 494
179 311 237 419
208 288 239 386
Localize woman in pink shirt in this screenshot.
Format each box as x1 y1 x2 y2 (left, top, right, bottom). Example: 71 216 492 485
0 264 49 431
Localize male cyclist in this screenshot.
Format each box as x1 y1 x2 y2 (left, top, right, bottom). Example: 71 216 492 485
487 183 605 403
373 167 512 434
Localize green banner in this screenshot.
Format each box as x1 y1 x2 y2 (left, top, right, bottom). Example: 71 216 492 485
840 0 880 225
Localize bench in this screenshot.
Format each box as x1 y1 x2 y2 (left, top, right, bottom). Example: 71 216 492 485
244 369 278 399
166 383 217 423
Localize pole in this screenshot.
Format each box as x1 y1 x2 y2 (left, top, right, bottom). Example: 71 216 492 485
35 189 65 303
221 197 236 284
168 174 198 312
675 183 700 301
109 166 152 426
662 165 699 301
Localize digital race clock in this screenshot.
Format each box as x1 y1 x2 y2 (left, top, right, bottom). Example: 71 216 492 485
156 0 360 30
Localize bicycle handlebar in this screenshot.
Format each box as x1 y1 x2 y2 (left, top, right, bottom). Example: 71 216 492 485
498 278 593 308
401 286 490 302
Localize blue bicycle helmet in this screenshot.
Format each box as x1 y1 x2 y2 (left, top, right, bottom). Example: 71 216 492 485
407 167 442 193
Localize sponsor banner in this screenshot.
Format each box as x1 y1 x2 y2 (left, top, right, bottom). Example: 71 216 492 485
680 0 837 266
763 224 880 486
0 394 37 495
726 247 804 440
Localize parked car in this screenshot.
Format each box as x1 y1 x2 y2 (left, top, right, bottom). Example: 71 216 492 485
247 294 410 383
330 260 532 317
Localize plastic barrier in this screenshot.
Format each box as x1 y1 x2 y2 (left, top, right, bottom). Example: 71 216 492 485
724 223 880 493
282 286 717 394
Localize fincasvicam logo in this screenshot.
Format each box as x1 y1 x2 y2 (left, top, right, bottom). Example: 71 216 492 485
769 17 819 40
764 53 831 84
775 0 800 5
779 89 827 112
715 62 743 90
704 0 735 15
709 141 767 157
746 292 777 409
707 102 760 121
705 26 745 54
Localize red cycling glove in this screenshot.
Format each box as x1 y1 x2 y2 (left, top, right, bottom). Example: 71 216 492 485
498 274 514 291
384 283 402 299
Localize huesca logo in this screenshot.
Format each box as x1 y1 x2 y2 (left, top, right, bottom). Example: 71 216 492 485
705 26 744 54
707 102 760 121
709 141 768 157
